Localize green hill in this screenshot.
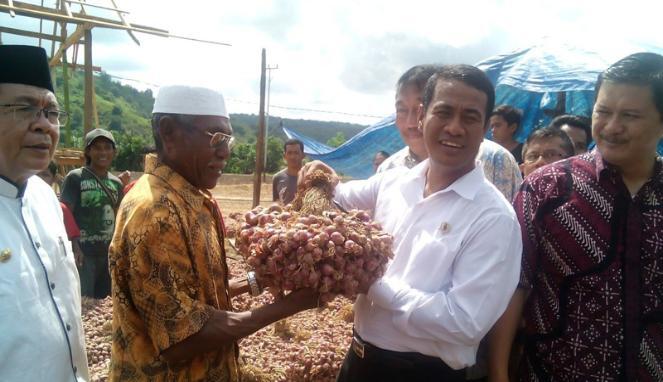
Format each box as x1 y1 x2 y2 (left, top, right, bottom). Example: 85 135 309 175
51 68 368 173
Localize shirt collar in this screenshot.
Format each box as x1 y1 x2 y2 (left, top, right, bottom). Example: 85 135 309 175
594 149 663 185
0 175 27 199
144 154 213 211
593 149 615 180
408 159 485 201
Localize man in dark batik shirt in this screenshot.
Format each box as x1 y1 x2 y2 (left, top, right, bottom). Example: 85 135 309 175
489 52 663 382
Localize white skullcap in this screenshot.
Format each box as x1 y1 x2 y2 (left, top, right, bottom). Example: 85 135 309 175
152 85 229 118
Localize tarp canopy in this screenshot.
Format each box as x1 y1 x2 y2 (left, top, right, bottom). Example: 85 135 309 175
476 40 663 154
282 127 334 155
285 41 663 179
283 115 403 179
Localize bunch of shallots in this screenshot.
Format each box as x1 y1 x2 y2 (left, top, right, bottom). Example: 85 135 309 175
236 205 393 302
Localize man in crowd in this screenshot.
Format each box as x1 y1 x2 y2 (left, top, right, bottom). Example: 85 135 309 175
37 161 85 267
61 127 123 298
372 150 390 172
0 45 89 381
305 65 522 381
109 85 318 381
549 113 592 154
272 138 305 204
519 126 575 177
379 65 522 201
489 52 663 381
490 105 524 163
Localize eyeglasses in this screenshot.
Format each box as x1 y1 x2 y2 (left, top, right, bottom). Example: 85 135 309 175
205 131 235 150
0 104 68 126
524 150 565 163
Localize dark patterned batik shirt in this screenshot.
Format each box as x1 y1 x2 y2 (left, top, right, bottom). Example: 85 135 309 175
514 150 663 382
108 155 238 381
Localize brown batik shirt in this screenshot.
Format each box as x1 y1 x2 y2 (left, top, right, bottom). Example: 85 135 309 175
108 155 238 381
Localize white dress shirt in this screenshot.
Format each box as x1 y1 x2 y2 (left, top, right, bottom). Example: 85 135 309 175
0 176 89 382
335 160 522 369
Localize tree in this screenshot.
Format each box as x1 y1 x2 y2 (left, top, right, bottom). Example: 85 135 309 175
266 137 285 173
225 143 256 174
113 133 151 171
326 131 346 148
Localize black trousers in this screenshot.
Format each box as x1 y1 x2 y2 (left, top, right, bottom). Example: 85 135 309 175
336 335 465 382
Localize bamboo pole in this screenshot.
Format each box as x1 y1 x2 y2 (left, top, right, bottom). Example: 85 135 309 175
83 26 93 136
0 1 231 47
252 49 267 208
60 20 72 146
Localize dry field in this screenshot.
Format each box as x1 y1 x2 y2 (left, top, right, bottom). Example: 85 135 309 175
212 174 275 214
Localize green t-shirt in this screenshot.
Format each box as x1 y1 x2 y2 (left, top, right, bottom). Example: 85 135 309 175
61 167 123 256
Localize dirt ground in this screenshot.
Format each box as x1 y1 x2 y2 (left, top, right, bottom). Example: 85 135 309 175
212 176 275 215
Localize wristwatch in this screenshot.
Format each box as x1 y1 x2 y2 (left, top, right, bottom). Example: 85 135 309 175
247 271 261 297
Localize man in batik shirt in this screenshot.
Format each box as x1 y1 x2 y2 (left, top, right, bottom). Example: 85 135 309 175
490 52 663 381
109 85 318 381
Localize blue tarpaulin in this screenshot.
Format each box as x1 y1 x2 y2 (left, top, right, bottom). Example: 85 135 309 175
477 41 663 152
282 127 335 155
283 115 403 179
285 41 663 179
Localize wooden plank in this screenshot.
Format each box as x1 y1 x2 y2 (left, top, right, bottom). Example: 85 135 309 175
51 0 59 57
0 26 63 41
61 0 71 17
38 0 43 46
253 48 267 208
7 0 14 16
0 1 149 31
109 0 139 45
0 1 231 46
49 23 86 66
66 0 129 14
60 20 73 147
84 27 94 136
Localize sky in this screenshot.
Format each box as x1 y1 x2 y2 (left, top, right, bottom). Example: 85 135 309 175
2 0 663 126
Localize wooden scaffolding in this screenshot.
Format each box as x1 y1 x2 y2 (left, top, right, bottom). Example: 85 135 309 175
0 0 231 149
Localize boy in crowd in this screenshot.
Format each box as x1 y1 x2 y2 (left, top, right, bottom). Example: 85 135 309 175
490 105 524 163
61 128 123 298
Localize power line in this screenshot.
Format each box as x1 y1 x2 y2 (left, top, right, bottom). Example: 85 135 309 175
105 73 160 88
102 73 384 120
226 97 384 119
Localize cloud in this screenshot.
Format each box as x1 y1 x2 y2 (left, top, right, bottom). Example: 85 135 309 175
249 0 301 40
339 33 512 94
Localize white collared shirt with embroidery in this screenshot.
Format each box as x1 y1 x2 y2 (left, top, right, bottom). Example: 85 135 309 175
0 176 89 381
335 160 522 369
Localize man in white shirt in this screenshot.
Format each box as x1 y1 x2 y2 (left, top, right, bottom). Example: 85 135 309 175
304 64 522 381
378 64 522 202
0 45 89 381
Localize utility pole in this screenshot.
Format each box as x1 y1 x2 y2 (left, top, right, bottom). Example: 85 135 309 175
263 64 278 181
253 49 267 208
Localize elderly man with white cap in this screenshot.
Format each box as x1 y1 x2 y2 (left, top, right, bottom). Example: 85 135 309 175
108 85 318 381
0 45 89 381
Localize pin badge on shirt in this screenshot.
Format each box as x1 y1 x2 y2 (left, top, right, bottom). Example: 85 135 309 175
0 249 11 263
439 222 451 234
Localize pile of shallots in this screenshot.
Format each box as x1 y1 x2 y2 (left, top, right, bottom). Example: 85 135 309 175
235 204 393 303
81 297 112 382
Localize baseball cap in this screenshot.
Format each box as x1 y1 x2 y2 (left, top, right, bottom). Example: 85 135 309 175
85 128 116 148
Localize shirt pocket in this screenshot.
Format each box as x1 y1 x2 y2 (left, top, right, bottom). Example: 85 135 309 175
53 235 78 275
402 229 461 292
